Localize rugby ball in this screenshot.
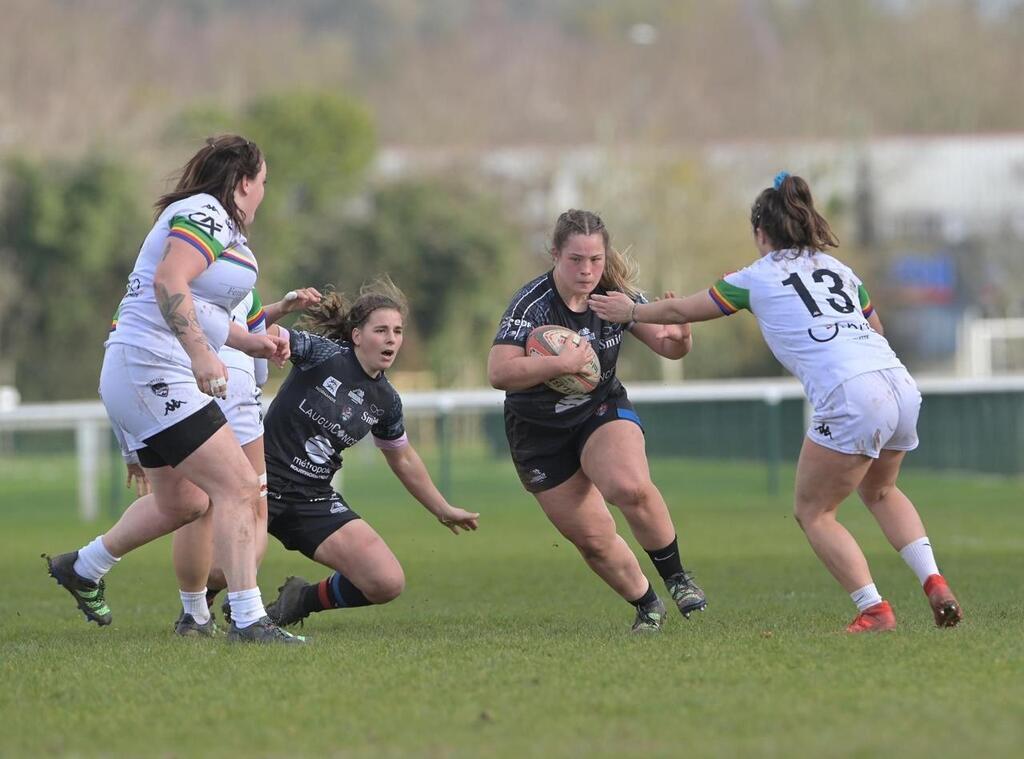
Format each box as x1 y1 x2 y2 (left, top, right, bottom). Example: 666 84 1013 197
525 325 601 395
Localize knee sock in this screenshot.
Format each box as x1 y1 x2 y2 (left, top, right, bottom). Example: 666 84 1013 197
899 537 940 585
645 535 684 581
850 583 883 612
73 536 120 583
180 588 211 624
227 587 267 628
302 572 372 615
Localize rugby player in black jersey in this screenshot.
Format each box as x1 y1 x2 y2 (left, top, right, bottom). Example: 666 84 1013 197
487 209 705 632
259 277 479 627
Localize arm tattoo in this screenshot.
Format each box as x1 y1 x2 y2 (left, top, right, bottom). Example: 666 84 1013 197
156 283 189 338
155 283 208 347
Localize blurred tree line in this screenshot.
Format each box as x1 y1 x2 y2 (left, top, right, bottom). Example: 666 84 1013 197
0 92 522 399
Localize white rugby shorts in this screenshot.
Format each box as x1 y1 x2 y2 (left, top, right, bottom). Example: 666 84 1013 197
216 367 264 446
807 367 921 459
99 343 220 452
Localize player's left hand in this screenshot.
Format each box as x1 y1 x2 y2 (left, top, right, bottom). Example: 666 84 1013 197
588 291 634 322
438 506 480 534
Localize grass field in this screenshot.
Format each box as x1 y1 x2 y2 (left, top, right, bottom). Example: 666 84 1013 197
1 451 1022 757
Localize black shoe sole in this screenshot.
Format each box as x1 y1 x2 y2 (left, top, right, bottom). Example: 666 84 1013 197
935 602 962 628
680 601 708 619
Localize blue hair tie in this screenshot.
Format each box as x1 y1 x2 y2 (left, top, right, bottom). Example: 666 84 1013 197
773 171 790 190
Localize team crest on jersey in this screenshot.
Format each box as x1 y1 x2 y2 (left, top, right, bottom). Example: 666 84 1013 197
148 379 169 397
348 388 365 405
341 405 354 422
319 376 342 399
577 327 595 343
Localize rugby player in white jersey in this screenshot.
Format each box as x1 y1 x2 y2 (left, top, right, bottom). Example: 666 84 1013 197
169 285 322 635
590 172 962 633
45 136 305 644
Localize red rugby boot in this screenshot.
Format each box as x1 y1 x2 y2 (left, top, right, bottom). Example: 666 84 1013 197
846 600 896 633
923 574 963 628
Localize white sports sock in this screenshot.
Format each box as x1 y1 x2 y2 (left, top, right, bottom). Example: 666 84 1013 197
73 536 120 583
227 588 266 628
180 589 211 624
850 583 883 612
899 536 940 585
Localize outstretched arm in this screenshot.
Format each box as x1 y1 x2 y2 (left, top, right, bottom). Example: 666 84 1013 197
589 290 726 325
380 444 480 534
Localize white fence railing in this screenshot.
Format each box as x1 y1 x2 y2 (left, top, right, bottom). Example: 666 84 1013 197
3 375 1023 521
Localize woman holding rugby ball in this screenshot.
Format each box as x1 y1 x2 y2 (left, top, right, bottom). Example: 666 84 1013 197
487 209 706 633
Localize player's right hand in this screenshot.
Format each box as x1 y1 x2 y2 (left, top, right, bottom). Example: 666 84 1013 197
125 463 151 497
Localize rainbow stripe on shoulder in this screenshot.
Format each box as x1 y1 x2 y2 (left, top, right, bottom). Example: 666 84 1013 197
168 217 223 266
709 284 740 314
221 247 258 274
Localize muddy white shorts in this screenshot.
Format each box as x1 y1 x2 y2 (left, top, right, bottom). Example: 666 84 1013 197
99 343 226 466
807 366 921 459
217 368 263 446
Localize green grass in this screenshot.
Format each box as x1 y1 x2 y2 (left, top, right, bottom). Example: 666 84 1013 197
1 451 1022 757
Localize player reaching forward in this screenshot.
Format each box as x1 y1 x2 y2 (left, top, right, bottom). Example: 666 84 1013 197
258 277 480 628
590 172 962 633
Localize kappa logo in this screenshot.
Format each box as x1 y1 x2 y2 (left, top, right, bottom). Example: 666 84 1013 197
320 376 342 398
815 423 833 439
149 380 169 397
528 468 547 485
348 388 365 405
329 500 349 515
164 399 186 416
595 402 609 417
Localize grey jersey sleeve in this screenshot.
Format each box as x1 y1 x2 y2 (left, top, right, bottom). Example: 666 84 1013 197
289 330 344 371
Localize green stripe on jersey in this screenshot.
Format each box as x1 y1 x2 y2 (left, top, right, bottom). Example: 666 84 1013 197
169 216 226 261
713 279 750 311
858 284 871 308
248 289 264 320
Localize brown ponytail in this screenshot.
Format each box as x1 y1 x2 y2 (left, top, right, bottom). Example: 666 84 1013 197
155 135 264 232
298 275 408 342
750 174 838 258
